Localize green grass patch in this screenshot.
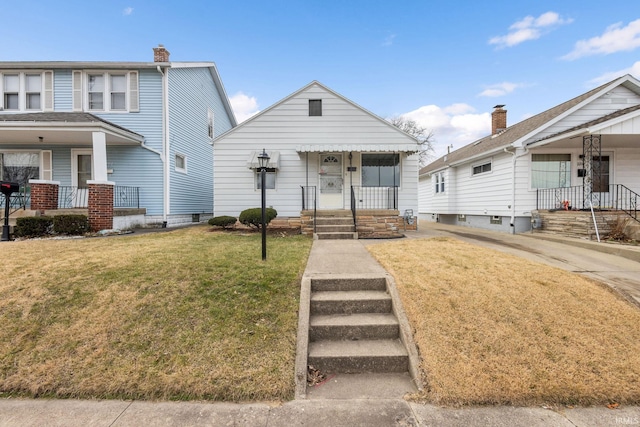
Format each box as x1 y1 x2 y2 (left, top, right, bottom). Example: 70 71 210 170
0 226 312 401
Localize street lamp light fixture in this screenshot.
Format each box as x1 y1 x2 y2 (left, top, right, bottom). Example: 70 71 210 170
258 149 270 260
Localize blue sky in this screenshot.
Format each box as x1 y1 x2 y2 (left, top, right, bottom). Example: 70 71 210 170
3 0 640 158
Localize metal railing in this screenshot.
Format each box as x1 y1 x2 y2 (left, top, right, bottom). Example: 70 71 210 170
536 184 639 222
301 185 317 233
58 186 88 208
351 186 398 210
350 186 357 228
114 186 140 208
0 186 30 214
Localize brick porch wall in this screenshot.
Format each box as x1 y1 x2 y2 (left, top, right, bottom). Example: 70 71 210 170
298 210 417 236
88 183 114 231
30 182 59 211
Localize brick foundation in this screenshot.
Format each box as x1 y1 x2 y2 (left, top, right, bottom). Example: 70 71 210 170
88 183 114 231
30 182 59 211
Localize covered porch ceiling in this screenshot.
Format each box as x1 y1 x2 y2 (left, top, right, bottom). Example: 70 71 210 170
0 112 144 146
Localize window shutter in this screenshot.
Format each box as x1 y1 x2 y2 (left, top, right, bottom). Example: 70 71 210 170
72 71 82 111
129 71 139 112
41 150 53 180
43 71 54 111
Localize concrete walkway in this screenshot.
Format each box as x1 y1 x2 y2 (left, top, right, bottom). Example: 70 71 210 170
2 225 640 426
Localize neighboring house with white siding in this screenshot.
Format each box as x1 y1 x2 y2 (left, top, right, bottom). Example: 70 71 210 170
214 81 420 236
0 45 236 230
419 74 640 234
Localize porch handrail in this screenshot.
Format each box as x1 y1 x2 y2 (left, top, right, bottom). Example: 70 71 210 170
301 186 317 233
350 186 357 229
1 185 30 214
58 186 88 209
536 184 639 223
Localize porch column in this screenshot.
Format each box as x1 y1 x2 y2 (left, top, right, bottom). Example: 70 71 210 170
92 131 109 182
29 180 60 212
87 180 114 231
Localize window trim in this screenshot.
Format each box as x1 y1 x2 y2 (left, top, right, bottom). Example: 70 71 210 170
0 150 48 184
82 70 134 113
175 153 187 174
434 171 445 194
471 159 492 176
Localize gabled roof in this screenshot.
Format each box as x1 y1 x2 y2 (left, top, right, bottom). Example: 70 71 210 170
213 80 419 148
419 74 640 175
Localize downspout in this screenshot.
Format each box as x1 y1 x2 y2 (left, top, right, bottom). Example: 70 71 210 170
157 65 170 226
504 146 529 234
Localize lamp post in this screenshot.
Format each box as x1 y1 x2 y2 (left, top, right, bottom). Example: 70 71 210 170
257 149 270 261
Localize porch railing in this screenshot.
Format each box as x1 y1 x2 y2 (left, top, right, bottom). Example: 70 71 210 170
536 184 638 222
114 186 140 208
301 185 317 233
58 186 88 209
0 186 30 214
58 185 140 209
351 186 398 210
350 186 357 228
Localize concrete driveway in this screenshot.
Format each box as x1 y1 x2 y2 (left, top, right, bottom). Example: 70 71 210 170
364 222 640 307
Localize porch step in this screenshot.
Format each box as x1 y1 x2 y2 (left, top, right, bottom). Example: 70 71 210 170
308 339 408 373
316 224 355 233
315 232 358 240
311 290 392 315
310 313 399 341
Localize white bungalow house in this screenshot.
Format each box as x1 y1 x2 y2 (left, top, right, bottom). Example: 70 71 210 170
213 81 420 237
419 74 640 236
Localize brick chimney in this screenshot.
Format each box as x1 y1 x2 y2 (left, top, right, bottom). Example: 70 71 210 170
492 105 507 135
153 44 170 62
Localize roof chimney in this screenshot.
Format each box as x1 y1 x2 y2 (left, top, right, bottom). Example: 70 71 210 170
492 105 507 135
153 44 170 62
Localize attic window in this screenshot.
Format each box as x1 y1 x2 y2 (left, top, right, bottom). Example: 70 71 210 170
472 160 492 176
309 99 322 116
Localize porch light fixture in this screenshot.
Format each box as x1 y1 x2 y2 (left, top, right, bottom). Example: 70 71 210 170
258 149 270 261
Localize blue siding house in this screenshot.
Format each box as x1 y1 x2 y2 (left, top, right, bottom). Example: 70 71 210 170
0 45 236 229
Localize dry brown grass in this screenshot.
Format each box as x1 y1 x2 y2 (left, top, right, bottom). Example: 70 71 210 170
0 226 312 401
367 237 640 406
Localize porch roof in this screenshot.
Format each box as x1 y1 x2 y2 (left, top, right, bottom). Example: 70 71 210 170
0 112 144 145
295 144 420 154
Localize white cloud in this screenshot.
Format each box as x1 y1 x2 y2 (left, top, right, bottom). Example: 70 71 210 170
123 7 134 16
400 104 491 158
563 19 640 60
489 11 572 48
478 82 523 98
229 92 260 123
382 34 396 47
588 61 640 86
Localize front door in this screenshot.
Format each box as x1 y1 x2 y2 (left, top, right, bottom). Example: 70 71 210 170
319 153 343 209
71 149 92 208
591 154 612 208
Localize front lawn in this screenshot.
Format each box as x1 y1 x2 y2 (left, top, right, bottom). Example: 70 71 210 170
367 237 640 407
0 226 312 401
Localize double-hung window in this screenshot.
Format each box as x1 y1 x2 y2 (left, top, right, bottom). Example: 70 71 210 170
256 168 276 189
3 74 19 110
25 74 41 110
435 171 445 193
88 74 105 110
110 75 126 110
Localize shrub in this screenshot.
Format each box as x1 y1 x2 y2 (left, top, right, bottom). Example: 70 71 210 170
14 216 53 238
239 207 277 229
53 214 89 235
208 216 237 229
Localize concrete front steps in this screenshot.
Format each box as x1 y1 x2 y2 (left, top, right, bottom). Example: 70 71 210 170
313 210 357 240
307 277 409 376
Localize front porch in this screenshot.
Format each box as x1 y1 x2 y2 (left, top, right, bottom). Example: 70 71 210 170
533 184 639 240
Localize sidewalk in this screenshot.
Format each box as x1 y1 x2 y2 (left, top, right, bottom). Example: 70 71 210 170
2 231 640 426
